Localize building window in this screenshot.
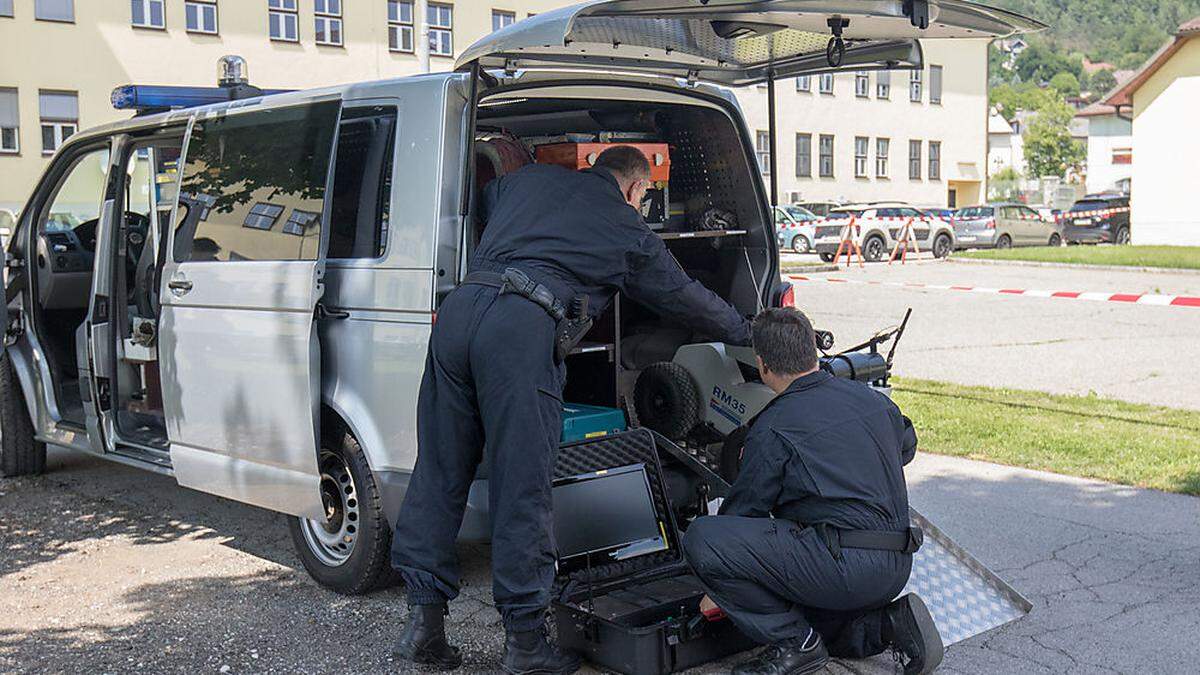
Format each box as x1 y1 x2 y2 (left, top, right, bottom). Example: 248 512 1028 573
1112 147 1132 165
876 71 891 99
796 76 811 92
388 1 413 52
819 135 834 177
908 140 921 179
756 131 771 175
185 0 218 34
268 0 298 42
282 209 320 236
795 133 811 177
244 202 284 230
0 89 18 154
929 65 943 104
492 9 515 31
910 70 923 102
853 137 868 178
314 0 342 46
855 72 869 97
427 3 453 56
819 73 834 95
928 141 941 180
131 0 165 28
0 0 12 17
39 91 77 155
35 0 73 22
875 138 890 178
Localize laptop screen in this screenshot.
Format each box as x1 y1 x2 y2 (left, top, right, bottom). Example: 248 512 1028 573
552 463 668 562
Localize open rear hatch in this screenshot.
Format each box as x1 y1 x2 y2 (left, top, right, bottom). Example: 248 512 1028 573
457 0 1045 86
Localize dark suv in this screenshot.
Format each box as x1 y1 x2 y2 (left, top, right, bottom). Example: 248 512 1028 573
1061 194 1131 245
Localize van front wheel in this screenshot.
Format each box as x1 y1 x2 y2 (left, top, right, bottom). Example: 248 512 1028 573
1 350 47 478
288 432 394 595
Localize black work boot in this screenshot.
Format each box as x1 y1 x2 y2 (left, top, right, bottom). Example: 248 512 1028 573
393 604 463 670
731 628 829 675
884 593 944 675
502 625 582 675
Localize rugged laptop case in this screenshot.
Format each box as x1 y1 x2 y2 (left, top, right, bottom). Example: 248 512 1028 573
552 429 756 674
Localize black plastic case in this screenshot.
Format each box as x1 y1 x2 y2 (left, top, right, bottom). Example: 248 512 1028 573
552 429 756 674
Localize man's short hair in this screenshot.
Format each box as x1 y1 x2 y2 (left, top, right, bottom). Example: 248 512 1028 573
752 308 819 375
594 145 651 183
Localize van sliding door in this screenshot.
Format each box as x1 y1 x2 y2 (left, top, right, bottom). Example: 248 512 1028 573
160 100 341 518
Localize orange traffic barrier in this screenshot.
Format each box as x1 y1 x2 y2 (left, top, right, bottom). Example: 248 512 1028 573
833 215 864 268
888 217 920 264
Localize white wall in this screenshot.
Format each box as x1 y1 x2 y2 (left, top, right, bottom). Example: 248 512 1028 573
1084 114 1133 194
1131 74 1200 245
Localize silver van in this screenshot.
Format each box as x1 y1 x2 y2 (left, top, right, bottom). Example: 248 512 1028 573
0 2 1039 593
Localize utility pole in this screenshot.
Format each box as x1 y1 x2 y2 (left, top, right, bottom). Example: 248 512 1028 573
416 0 430 73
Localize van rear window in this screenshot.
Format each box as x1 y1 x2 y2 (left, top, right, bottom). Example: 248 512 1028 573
173 101 340 263
957 207 993 219
328 107 397 259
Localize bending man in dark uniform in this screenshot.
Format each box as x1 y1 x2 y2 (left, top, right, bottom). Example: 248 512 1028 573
683 308 943 675
392 146 751 674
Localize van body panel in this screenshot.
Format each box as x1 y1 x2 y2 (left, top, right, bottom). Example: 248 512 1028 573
456 0 1043 85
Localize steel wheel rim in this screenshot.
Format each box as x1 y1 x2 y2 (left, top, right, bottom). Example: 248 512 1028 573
299 450 360 567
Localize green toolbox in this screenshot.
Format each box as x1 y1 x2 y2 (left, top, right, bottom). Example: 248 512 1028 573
561 403 628 443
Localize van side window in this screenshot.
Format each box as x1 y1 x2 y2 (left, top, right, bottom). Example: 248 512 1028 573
173 101 340 263
328 107 396 258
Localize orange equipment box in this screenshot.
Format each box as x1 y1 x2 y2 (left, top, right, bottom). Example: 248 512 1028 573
535 142 671 182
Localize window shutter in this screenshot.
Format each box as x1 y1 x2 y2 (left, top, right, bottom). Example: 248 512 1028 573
39 91 78 121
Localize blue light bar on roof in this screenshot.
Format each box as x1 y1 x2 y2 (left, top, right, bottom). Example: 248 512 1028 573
110 84 294 113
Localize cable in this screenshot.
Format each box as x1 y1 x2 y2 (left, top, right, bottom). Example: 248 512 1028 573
743 246 765 313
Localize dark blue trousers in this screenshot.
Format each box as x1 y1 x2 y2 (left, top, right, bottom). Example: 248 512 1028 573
683 515 911 656
391 284 565 631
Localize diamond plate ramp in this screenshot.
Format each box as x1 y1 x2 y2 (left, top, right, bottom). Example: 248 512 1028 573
903 508 1032 645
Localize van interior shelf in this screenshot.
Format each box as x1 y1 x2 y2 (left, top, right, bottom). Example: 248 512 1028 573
657 229 746 241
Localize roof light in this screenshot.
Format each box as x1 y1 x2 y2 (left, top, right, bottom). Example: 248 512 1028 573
218 55 249 87
112 56 292 115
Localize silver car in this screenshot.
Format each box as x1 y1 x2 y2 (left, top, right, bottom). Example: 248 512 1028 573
0 1 1039 594
954 203 1063 249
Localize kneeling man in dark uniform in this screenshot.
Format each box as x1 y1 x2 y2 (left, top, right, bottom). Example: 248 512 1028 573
683 308 943 675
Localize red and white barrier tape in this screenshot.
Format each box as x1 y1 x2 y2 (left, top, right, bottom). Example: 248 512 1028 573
1056 206 1130 221
787 274 1200 308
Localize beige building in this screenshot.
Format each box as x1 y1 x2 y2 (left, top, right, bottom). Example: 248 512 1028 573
735 39 990 209
1 0 990 212
1100 17 1200 245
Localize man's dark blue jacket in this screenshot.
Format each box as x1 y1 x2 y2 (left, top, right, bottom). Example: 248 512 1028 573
472 163 751 345
720 370 919 532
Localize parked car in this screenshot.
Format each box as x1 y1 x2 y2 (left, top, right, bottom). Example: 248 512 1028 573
953 203 1062 249
920 207 956 220
1060 194 1131 245
813 202 956 262
794 200 844 218
774 204 818 253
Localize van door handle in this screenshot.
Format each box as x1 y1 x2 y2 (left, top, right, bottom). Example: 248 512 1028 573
167 279 193 294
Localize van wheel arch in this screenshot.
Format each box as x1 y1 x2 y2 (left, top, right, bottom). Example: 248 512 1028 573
287 409 397 594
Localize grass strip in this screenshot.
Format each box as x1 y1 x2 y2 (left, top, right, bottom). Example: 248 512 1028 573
892 377 1200 495
957 245 1200 270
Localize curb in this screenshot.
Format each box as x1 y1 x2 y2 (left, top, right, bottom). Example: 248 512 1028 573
779 264 839 274
947 256 1200 277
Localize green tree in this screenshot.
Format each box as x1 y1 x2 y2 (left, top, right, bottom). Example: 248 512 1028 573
990 82 1058 121
1090 68 1118 96
1023 98 1086 179
1049 72 1081 97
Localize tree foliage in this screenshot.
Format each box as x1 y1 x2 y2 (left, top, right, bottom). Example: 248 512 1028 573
1090 68 1118 95
1049 71 1081 97
1023 97 1086 178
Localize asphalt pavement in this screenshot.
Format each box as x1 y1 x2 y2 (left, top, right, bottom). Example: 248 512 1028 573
783 255 1200 410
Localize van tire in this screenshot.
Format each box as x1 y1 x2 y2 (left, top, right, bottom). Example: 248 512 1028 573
288 431 394 595
0 350 47 478
634 362 700 440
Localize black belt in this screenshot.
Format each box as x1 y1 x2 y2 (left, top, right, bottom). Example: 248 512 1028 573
462 268 591 362
464 269 566 321
812 522 923 560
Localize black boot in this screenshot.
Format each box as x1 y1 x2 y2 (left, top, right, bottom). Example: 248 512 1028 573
731 628 829 675
502 625 582 675
393 604 462 670
884 594 944 675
